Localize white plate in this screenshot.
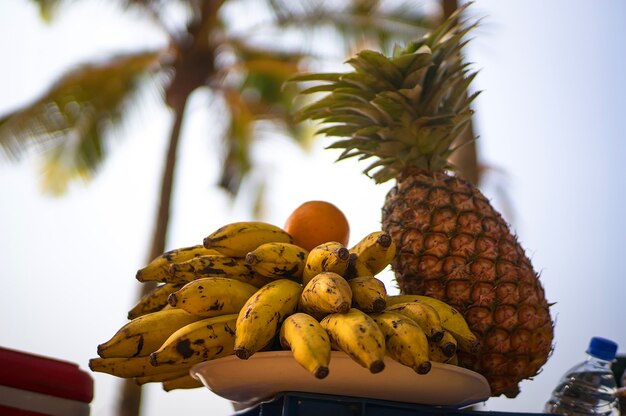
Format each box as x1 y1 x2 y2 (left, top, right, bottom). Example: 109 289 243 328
190 351 490 408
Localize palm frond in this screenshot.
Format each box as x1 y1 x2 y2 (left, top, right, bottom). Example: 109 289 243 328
217 43 311 194
32 0 62 21
264 0 435 56
219 88 254 195
0 50 165 193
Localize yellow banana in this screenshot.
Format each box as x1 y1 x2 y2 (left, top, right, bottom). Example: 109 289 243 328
299 272 352 320
89 356 191 378
348 276 387 313
428 342 448 363
350 231 396 275
134 368 190 385
344 253 375 279
167 255 256 284
320 308 385 374
167 277 258 317
234 279 303 360
203 221 293 257
437 330 458 358
136 245 222 282
245 242 308 281
149 314 238 367
97 308 202 359
127 283 184 320
371 311 431 375
428 340 458 364
279 312 331 379
162 374 204 392
386 295 480 353
385 302 444 343
302 242 351 285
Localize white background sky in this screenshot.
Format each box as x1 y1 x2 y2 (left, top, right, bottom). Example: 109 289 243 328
1 1 625 415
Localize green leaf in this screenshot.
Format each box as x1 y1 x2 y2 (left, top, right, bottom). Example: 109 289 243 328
347 50 403 86
398 84 423 107
376 91 416 117
290 1 480 183
317 124 362 137
322 114 374 126
0 50 164 194
363 157 394 177
424 2 473 48
340 72 395 93
299 84 342 95
445 71 479 113
334 147 367 161
392 48 432 76
290 73 343 83
333 87 376 103
370 95 405 123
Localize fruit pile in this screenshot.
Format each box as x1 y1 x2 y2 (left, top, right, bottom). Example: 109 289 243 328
89 203 480 392
292 5 554 398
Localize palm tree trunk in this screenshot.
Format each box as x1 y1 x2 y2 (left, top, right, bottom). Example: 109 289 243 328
117 94 189 416
442 0 480 186
116 3 222 413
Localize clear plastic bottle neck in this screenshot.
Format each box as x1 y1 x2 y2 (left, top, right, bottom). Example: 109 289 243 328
585 354 614 369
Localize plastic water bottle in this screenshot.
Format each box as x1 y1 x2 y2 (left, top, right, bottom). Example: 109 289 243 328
618 367 626 413
544 337 620 415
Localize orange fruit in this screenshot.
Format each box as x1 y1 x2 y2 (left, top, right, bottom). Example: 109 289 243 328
284 201 350 251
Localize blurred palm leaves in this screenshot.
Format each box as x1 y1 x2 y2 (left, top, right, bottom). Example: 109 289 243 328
0 51 163 193
1 0 435 196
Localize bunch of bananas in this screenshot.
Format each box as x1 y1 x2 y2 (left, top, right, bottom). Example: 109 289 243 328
90 221 480 392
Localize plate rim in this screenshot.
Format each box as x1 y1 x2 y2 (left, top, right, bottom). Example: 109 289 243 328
190 350 491 408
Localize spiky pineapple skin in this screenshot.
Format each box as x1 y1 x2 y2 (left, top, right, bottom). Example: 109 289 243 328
383 168 553 398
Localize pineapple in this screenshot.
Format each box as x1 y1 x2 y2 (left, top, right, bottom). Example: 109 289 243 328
296 6 553 398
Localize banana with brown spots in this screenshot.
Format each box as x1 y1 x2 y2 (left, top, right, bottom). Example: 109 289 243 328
162 374 204 391
428 329 459 365
245 242 308 281
167 277 258 317
127 283 184 319
386 295 480 353
371 310 431 375
203 221 293 257
134 368 191 385
343 253 375 279
385 301 445 343
348 276 387 313
167 255 268 286
302 242 351 285
89 356 192 378
299 272 352 320
149 314 238 367
136 245 223 282
234 279 303 360
320 308 386 374
97 308 203 359
349 231 396 275
280 312 331 379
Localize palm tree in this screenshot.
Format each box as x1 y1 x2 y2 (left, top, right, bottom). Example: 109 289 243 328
0 1 440 414
442 0 480 185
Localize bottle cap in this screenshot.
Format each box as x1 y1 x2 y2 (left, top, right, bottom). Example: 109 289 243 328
587 337 618 361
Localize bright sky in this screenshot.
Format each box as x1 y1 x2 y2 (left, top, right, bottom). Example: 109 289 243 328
0 1 625 415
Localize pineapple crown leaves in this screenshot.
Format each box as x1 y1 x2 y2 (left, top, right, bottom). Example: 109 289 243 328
293 4 481 183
